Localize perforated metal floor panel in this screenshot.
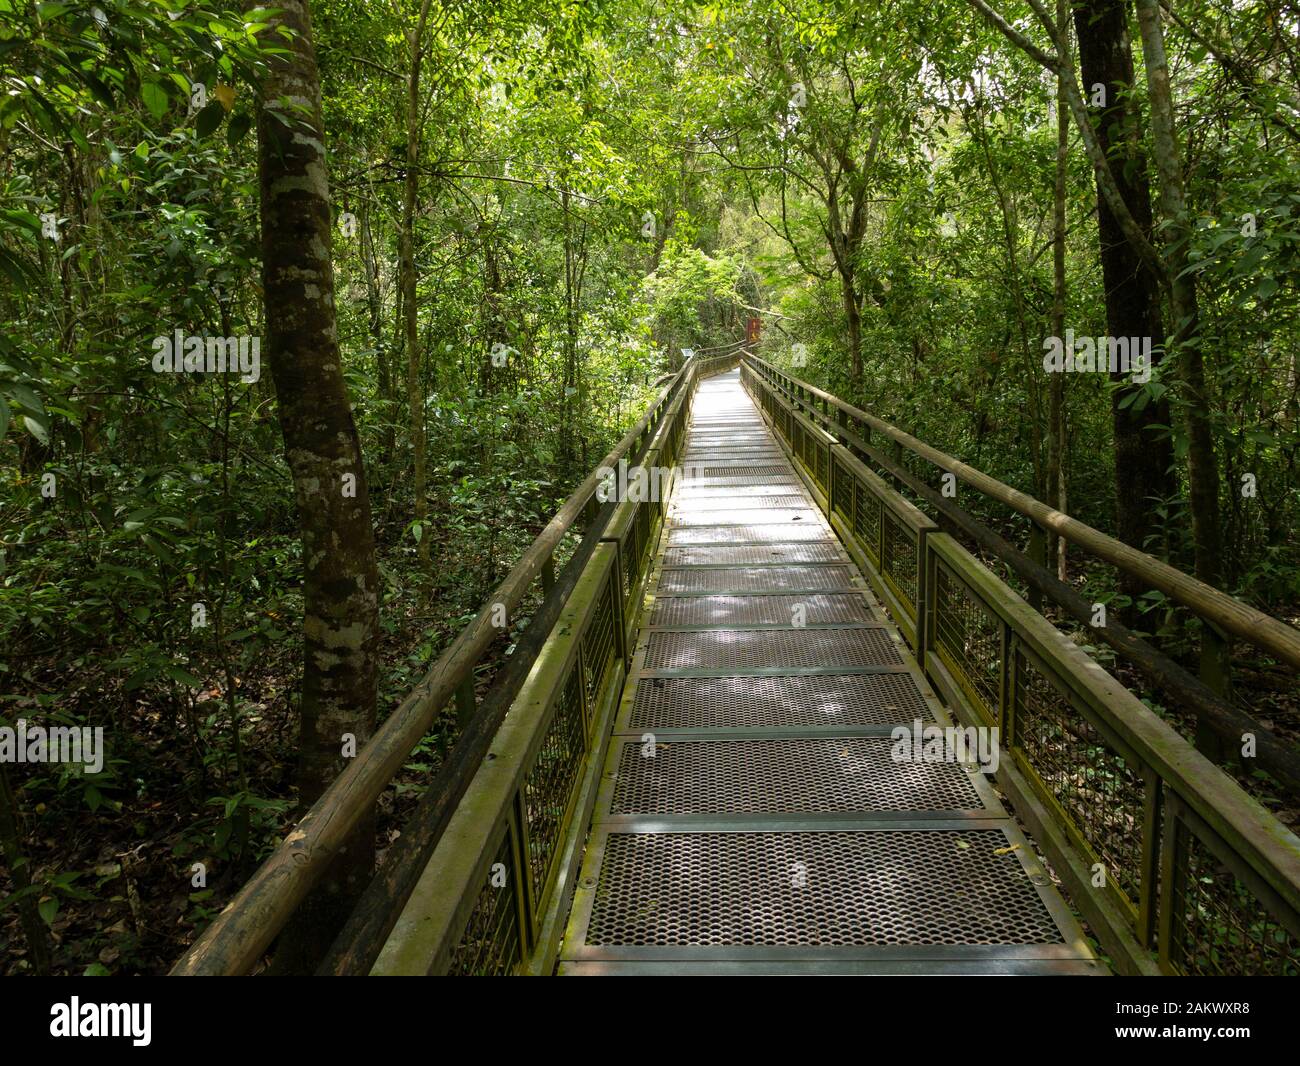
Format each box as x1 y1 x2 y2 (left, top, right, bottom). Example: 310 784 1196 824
683 445 775 455
643 627 903 672
651 592 875 627
668 524 836 545
689 463 792 477
673 495 811 511
684 445 770 453
608 737 988 815
660 543 843 567
670 508 822 527
579 829 1065 947
678 474 802 488
560 368 1097 975
682 453 777 462
657 565 857 594
627 672 938 730
673 484 806 499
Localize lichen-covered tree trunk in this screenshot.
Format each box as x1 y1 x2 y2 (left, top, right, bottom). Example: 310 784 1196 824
250 0 380 964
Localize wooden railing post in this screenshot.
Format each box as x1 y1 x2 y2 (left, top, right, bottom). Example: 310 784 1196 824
455 673 477 727
1137 767 1162 948
996 621 1012 735
1197 626 1232 763
1027 522 1047 613
915 531 931 666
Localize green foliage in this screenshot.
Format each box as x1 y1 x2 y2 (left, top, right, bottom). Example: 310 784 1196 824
643 239 743 353
1 0 1298 975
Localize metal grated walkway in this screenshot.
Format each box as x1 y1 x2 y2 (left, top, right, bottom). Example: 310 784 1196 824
558 369 1102 975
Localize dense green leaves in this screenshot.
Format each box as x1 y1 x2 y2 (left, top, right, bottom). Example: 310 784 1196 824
2 0 1298 976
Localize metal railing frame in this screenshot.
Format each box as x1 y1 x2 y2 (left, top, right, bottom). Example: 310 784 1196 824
742 358 1300 977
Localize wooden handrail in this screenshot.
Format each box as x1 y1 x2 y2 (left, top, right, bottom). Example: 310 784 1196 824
746 357 1299 973
744 354 1300 671
170 355 731 976
926 534 1300 913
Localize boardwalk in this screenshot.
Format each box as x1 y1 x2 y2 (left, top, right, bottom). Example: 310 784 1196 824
177 356 1299 979
559 369 1101 974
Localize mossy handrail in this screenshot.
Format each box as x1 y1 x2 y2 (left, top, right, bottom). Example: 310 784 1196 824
743 354 1300 672
171 351 740 976
743 358 1300 976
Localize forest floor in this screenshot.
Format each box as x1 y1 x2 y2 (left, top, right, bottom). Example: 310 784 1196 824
0 523 536 976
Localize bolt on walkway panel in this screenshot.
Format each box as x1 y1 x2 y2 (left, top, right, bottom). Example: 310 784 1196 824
560 368 1100 975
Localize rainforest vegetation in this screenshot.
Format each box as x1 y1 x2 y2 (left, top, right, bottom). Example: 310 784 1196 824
1 0 1297 975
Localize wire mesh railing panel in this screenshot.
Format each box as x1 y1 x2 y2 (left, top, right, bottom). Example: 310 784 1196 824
932 557 1002 726
831 454 853 522
1166 811 1300 976
446 829 522 977
881 509 919 616
522 666 586 907
621 518 641 610
582 569 619 723
1012 650 1145 910
635 498 652 563
852 478 882 568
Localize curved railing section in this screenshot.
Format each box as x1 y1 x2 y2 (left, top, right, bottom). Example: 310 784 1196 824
741 355 1300 978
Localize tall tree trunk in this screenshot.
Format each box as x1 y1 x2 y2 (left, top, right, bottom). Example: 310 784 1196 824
843 280 863 384
1134 0 1222 587
561 186 577 465
970 105 1045 496
251 0 380 966
1073 0 1176 579
828 183 867 386
361 203 394 467
482 238 505 396
1049 0 1070 581
1135 0 1230 754
403 0 436 562
573 219 591 469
